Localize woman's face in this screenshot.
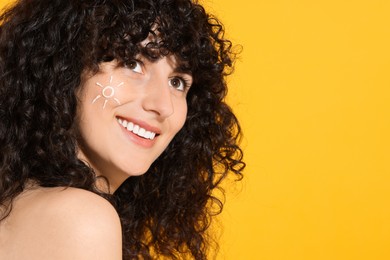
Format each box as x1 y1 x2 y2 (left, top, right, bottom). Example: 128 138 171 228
76 55 192 191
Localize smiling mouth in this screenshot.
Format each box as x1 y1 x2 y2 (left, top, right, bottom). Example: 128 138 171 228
117 118 157 140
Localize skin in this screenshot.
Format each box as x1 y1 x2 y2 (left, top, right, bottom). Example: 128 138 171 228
77 55 193 192
0 55 192 258
0 186 122 260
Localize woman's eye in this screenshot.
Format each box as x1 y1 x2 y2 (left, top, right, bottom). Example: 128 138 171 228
168 77 186 91
127 60 143 74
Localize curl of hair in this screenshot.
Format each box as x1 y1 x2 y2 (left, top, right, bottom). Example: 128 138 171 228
0 0 245 259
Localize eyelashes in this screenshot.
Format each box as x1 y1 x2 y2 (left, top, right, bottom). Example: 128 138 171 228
126 60 143 74
125 59 193 92
168 76 191 91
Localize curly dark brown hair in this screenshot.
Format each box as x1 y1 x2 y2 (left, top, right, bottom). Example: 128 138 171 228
0 0 245 258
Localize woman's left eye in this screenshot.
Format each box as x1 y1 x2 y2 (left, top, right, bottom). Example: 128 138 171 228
168 77 187 91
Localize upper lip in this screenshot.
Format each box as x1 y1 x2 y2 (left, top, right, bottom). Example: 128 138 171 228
116 116 161 135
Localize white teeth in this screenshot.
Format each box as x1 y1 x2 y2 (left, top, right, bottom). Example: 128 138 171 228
133 125 140 134
126 122 134 131
117 118 157 140
138 128 146 136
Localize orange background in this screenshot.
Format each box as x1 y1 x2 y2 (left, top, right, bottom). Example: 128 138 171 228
204 0 390 259
1 0 390 259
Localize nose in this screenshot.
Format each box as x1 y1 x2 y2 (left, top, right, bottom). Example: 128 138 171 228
142 77 174 118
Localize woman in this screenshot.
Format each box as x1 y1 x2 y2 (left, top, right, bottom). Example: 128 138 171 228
0 0 244 259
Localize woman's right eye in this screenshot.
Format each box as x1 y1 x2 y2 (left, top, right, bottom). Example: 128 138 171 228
127 60 143 74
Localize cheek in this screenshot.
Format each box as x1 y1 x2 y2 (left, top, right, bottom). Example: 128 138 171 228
91 75 126 109
173 99 188 133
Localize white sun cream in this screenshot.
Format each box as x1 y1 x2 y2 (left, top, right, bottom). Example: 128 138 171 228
92 76 124 109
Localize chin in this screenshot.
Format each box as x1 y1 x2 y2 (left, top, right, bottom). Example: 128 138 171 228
123 165 151 177
127 170 148 176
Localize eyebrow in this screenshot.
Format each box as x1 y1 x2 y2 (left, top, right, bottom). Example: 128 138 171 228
135 53 193 78
174 65 193 76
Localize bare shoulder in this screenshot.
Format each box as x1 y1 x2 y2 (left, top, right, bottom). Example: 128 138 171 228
42 186 120 221
2 187 122 260
43 187 122 259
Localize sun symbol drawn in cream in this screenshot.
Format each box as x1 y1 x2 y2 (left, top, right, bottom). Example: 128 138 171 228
92 76 124 109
